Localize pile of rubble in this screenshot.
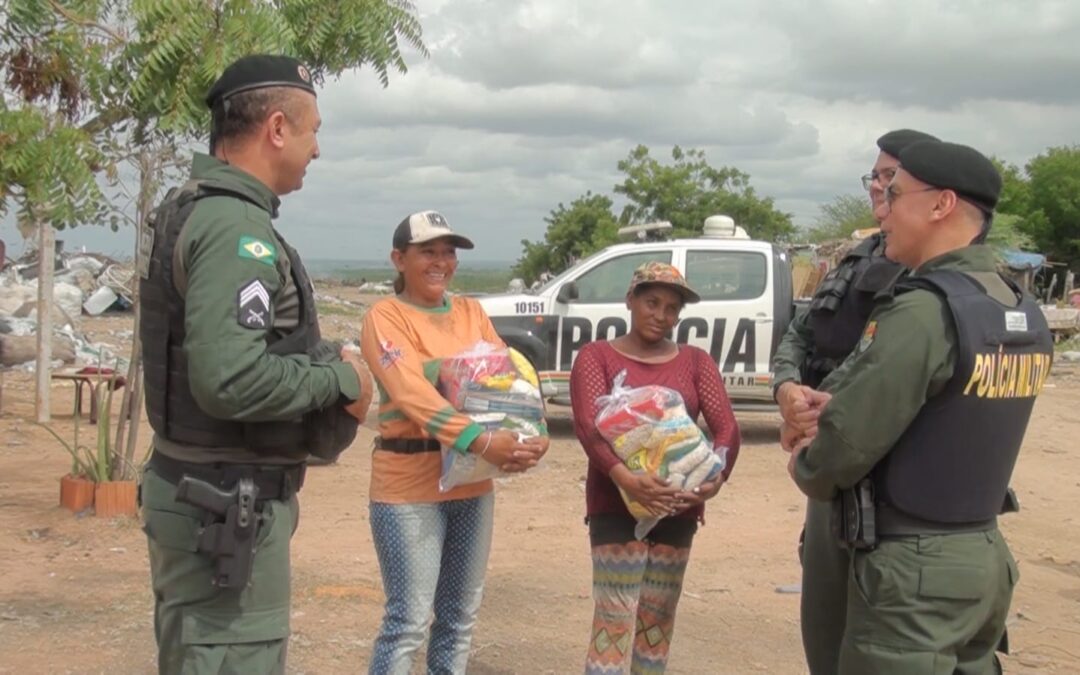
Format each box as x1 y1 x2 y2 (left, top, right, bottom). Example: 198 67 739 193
0 248 134 370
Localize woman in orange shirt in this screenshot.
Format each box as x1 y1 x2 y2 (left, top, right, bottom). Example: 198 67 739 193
360 211 548 674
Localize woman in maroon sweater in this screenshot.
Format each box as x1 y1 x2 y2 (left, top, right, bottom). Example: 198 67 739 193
571 262 740 674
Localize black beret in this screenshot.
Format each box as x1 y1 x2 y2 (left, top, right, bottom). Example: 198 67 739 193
205 54 316 109
876 129 939 159
899 140 1003 213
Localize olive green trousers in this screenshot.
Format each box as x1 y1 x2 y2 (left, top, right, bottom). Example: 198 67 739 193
838 529 1017 674
142 467 299 675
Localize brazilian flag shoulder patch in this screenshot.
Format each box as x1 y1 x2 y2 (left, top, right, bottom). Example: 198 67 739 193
238 236 277 267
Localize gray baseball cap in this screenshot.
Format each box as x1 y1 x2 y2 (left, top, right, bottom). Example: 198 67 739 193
392 210 475 250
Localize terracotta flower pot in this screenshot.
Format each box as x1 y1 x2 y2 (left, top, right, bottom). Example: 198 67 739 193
95 480 137 518
59 474 96 513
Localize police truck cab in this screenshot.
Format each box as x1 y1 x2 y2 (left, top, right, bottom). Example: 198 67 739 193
478 215 794 408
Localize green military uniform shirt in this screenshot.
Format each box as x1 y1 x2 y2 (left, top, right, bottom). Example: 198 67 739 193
153 153 360 464
771 305 814 390
793 245 1017 499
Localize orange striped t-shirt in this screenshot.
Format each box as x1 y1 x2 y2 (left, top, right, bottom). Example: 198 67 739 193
360 294 504 504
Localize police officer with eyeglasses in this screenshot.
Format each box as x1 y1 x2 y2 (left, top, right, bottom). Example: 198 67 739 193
771 129 937 674
787 139 1053 673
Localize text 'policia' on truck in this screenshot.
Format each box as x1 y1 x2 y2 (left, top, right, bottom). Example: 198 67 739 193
479 215 793 409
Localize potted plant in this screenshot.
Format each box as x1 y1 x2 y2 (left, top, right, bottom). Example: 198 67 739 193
42 366 141 517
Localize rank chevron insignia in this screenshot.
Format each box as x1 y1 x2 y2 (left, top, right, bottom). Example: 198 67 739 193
237 279 271 329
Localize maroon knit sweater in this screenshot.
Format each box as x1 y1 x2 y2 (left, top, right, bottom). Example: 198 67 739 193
570 341 741 522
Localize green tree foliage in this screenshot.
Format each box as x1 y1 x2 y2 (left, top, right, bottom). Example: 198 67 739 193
984 212 1034 251
514 145 794 282
513 192 617 282
123 0 426 137
0 0 427 230
615 145 795 242
1 0 117 229
992 158 1032 217
805 194 876 243
1022 145 1080 269
989 148 1080 270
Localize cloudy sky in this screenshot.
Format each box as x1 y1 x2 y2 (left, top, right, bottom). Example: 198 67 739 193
4 0 1079 263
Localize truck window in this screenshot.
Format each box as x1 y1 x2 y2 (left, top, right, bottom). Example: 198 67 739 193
686 250 767 301
574 251 672 303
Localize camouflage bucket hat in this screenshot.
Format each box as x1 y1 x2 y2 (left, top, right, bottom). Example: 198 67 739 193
627 261 701 304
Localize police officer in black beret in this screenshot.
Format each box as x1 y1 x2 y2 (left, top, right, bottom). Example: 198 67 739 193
771 128 937 674
138 55 373 674
786 140 1053 673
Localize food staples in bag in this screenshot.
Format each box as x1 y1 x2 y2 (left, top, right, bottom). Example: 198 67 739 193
436 341 547 491
594 369 728 539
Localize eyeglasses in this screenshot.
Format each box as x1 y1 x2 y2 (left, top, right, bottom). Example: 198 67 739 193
883 185 940 206
860 167 898 191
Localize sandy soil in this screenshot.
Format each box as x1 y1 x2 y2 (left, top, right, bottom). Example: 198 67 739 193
0 301 1078 674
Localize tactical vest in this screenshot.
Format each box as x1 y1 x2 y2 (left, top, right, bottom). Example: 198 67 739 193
874 270 1053 523
804 233 904 387
139 180 324 454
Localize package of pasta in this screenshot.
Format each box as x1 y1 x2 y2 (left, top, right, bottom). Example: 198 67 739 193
436 341 548 491
595 369 728 539
438 341 545 419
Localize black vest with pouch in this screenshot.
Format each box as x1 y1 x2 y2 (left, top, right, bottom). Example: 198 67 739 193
139 181 356 460
805 233 905 387
874 270 1053 523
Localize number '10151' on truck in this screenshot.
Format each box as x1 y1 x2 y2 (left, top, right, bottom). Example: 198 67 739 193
477 216 794 409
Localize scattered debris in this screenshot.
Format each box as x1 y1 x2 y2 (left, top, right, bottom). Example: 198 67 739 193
0 248 135 369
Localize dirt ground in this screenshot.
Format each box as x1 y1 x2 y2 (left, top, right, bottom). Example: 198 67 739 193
1 304 1078 674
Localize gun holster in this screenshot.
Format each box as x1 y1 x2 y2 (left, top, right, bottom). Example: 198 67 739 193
832 478 877 550
176 475 261 589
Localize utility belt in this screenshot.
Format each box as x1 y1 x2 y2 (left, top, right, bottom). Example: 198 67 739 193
832 480 1015 550
147 451 306 590
148 451 306 502
375 436 441 454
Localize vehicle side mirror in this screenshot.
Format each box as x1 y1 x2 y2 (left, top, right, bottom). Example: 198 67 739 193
556 282 579 304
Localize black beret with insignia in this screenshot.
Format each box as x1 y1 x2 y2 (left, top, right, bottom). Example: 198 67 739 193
899 140 1003 213
205 54 316 109
876 129 939 159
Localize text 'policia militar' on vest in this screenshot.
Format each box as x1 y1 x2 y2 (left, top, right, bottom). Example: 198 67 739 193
962 352 1052 400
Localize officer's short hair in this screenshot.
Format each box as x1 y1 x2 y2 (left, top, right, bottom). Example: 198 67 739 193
209 87 308 151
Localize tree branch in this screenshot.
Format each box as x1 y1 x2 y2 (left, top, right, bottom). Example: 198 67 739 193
46 0 126 45
78 107 127 136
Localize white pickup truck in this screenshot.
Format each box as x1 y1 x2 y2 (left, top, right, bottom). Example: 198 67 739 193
477 216 794 409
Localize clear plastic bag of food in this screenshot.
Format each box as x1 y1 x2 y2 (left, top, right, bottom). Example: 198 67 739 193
595 369 728 539
438 414 545 492
437 342 547 491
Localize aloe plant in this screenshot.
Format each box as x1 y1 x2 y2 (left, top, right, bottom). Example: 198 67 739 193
38 360 126 483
